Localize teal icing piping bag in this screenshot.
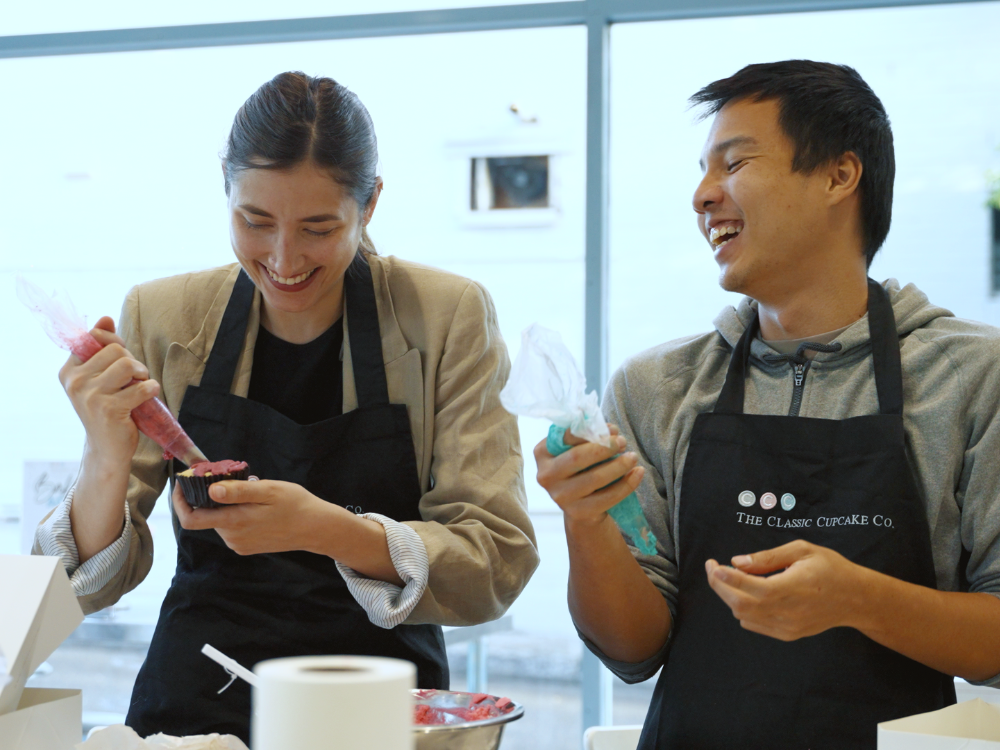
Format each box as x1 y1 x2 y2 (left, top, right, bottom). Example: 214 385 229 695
546 424 658 556
498 323 658 556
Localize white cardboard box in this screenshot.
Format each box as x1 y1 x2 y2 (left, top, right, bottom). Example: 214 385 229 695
0 688 82 749
878 699 1000 749
0 554 84 749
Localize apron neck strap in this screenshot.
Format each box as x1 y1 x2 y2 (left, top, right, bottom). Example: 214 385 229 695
198 269 256 394
344 255 390 408
198 255 391 408
866 277 904 416
714 278 903 416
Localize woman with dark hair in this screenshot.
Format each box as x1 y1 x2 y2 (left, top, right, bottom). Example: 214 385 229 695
33 71 538 742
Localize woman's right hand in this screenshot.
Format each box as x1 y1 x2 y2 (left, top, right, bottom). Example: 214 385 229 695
59 315 161 468
534 424 644 529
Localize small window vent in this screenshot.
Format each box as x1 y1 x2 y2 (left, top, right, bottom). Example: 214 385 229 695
470 156 549 211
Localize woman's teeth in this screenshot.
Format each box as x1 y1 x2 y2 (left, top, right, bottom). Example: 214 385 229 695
266 267 315 285
710 224 743 248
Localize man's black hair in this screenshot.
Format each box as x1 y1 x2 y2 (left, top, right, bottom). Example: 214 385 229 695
690 60 894 267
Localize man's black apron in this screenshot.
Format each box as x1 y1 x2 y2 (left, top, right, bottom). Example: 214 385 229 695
126 259 448 743
639 280 955 750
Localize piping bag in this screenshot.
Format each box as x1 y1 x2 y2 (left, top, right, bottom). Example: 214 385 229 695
500 324 658 556
17 276 209 467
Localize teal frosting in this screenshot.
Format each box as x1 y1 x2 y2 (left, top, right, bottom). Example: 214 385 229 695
545 424 659 556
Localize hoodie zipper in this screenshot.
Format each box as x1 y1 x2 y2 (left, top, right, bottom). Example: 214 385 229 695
788 360 811 417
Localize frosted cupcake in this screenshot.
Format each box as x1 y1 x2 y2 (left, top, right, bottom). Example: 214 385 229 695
177 460 249 509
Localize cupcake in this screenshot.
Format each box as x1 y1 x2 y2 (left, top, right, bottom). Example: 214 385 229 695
177 460 249 509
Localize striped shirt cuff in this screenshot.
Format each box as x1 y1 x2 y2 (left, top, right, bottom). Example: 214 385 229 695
335 513 429 630
35 484 132 597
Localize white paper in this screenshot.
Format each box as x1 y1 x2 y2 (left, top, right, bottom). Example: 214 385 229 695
0 688 82 750
878 699 1000 749
0 555 84 716
76 725 249 750
146 734 249 750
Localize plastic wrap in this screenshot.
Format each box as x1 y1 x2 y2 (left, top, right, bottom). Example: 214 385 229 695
75 726 248 750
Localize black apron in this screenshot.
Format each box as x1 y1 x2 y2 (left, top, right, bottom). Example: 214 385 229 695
640 280 955 750
126 259 448 743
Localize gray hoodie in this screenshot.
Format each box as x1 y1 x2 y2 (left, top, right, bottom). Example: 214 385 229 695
595 279 1000 687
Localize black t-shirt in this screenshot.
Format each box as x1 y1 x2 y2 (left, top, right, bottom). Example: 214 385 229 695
247 318 345 424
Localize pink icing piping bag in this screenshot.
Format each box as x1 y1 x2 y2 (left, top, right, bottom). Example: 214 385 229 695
16 275 208 467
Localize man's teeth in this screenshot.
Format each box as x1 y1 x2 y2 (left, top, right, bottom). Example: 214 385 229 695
266 268 315 285
710 225 743 246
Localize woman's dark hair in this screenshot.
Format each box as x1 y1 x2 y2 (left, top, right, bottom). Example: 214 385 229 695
690 60 894 268
223 71 380 255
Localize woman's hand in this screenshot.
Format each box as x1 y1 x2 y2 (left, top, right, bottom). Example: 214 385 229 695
533 425 644 529
59 316 160 468
173 480 404 584
62 316 159 562
172 479 335 556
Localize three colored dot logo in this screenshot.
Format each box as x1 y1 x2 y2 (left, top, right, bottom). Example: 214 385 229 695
738 491 796 511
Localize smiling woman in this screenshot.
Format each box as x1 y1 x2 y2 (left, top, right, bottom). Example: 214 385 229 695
32 71 539 745
224 73 382 343
230 163 377 343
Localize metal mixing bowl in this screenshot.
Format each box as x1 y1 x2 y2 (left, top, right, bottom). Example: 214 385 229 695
412 690 524 750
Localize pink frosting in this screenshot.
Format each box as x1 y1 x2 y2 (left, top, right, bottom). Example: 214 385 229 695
190 460 248 478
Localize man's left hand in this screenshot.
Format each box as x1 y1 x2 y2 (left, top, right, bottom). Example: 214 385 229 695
172 479 334 556
706 540 864 641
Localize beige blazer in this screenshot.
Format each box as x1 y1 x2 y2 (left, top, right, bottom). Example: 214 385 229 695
72 254 539 624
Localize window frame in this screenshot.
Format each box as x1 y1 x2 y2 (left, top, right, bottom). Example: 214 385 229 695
3 0 992 732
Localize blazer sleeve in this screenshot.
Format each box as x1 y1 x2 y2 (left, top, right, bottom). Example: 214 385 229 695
50 285 169 615
403 281 539 625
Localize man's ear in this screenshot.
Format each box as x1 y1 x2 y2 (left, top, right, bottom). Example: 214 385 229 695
828 151 863 206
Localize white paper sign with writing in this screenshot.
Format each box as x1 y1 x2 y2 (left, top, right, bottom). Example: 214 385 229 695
21 462 78 554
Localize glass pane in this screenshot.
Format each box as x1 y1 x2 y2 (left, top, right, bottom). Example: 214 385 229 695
609 0 1000 723
3 0 572 37
611 0 1000 371
1 25 586 745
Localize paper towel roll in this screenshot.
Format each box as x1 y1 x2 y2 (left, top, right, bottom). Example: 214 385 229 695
252 656 415 750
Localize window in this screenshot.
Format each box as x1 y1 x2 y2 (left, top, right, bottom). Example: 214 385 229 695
2 23 588 745
6 1 1000 744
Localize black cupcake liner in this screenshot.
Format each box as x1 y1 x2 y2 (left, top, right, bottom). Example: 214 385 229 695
178 467 249 509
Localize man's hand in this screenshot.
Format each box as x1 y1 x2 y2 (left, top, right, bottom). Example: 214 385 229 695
708 539 1000 681
706 540 861 641
172 479 338 556
535 425 669 663
534 425 644 528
